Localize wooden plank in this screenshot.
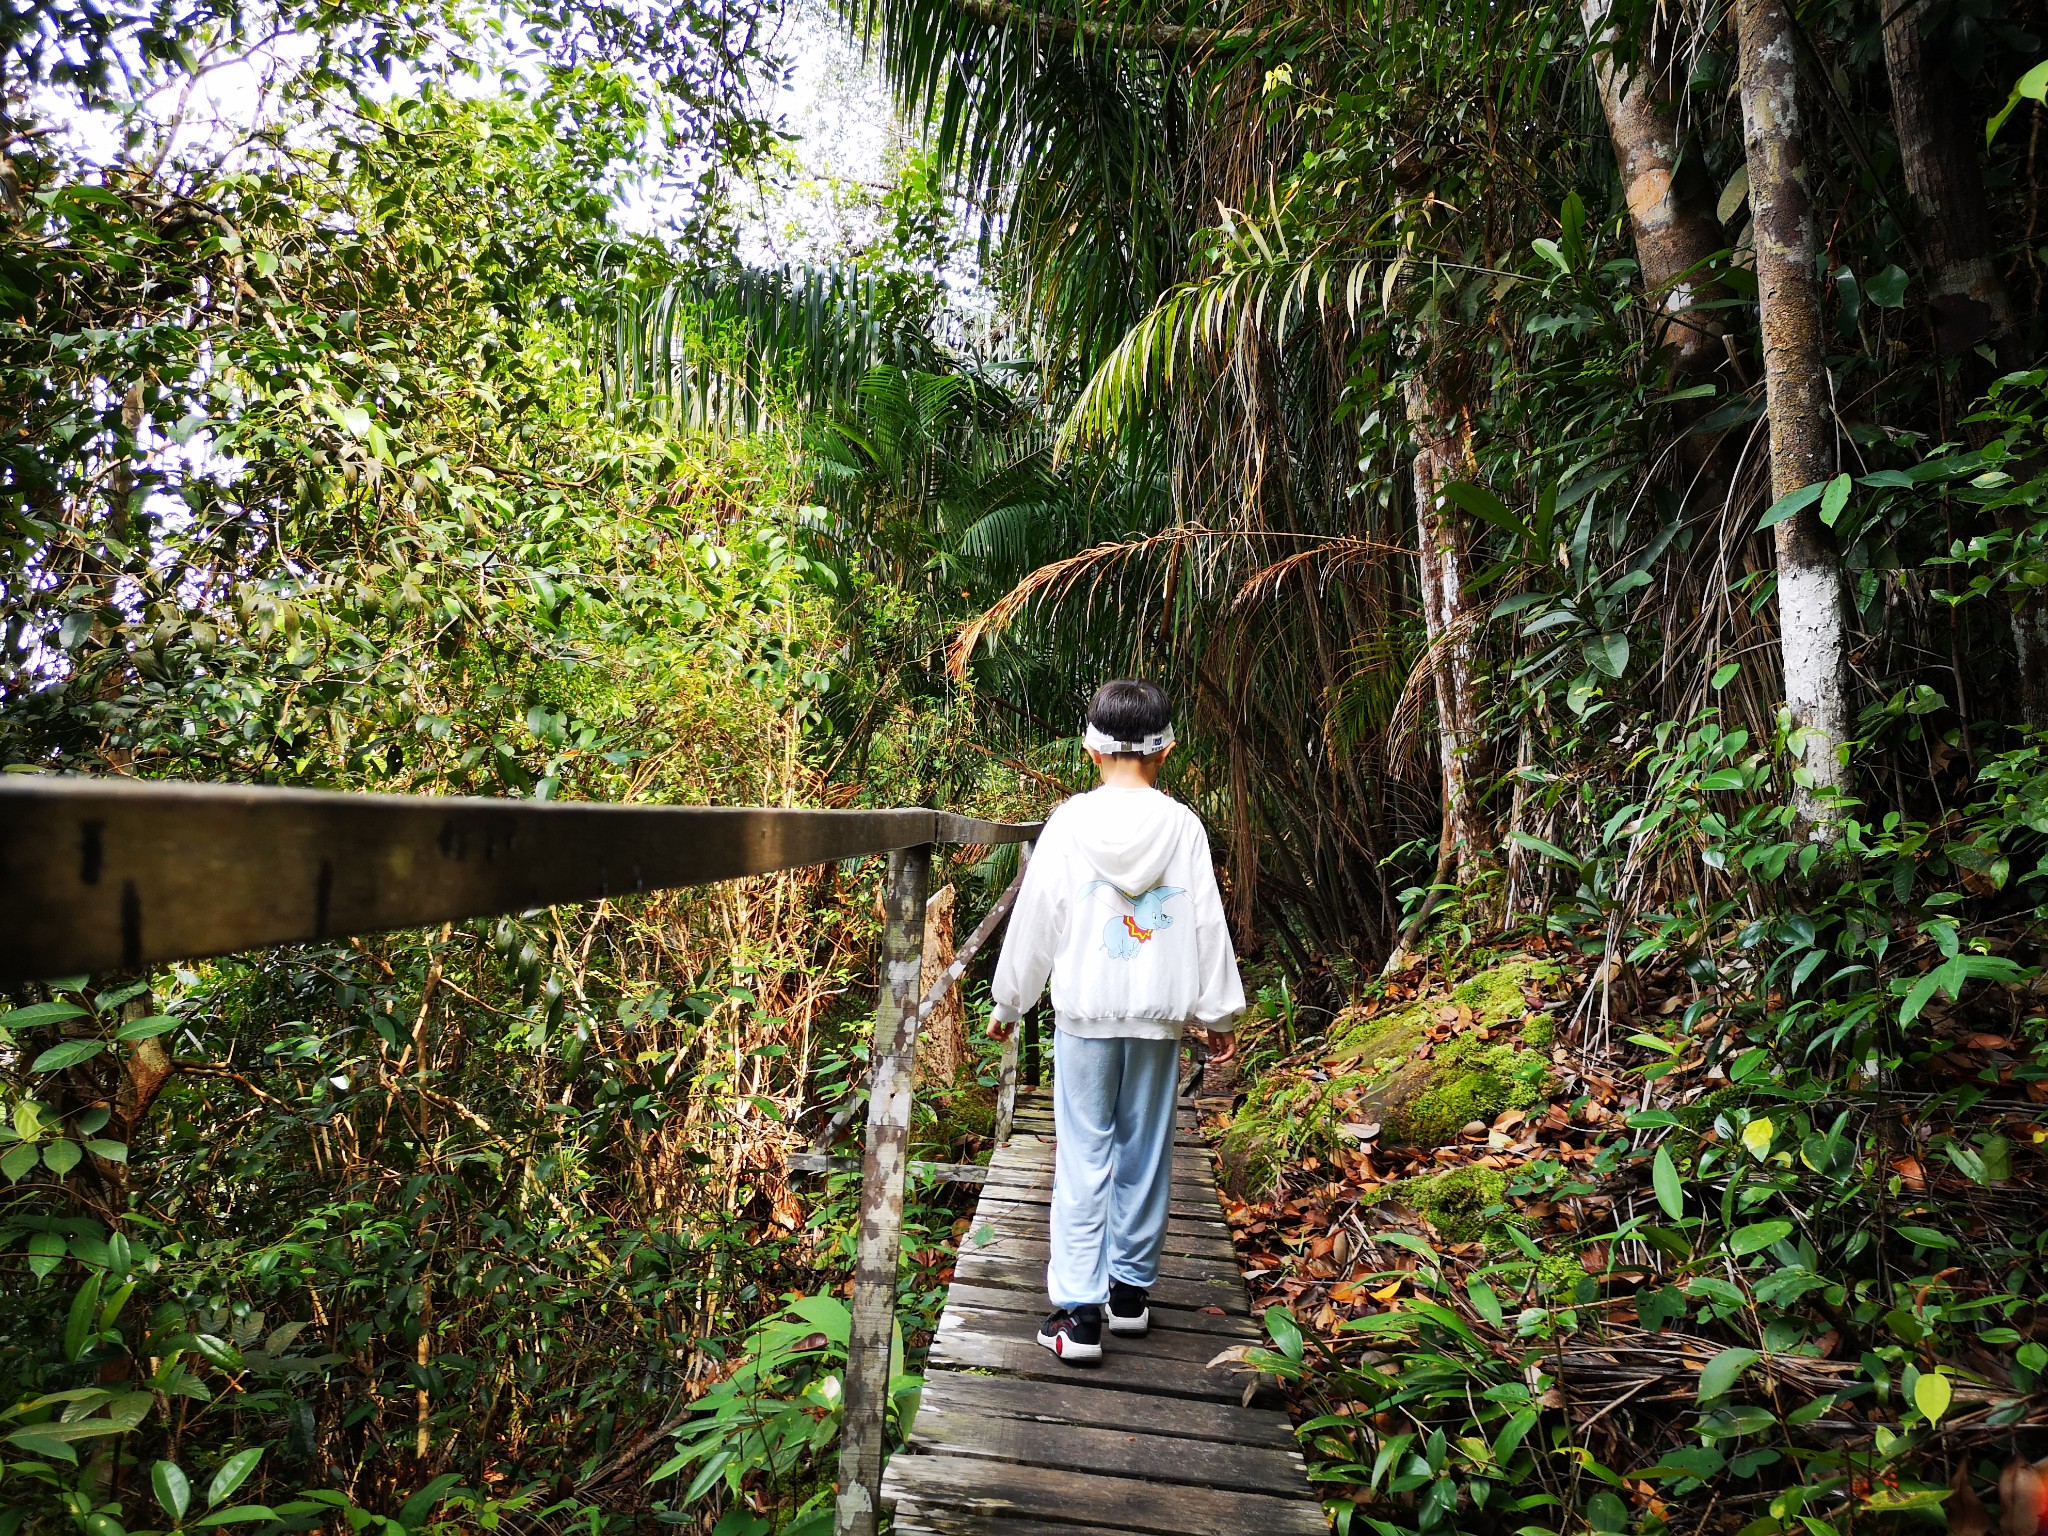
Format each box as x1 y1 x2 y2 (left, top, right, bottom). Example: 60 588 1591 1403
973 1187 1223 1222
937 1281 1259 1338
0 778 1038 981
882 1454 1329 1536
912 1369 1294 1446
952 1234 1229 1284
935 1307 1257 1366
927 1323 1261 1401
966 1210 1238 1261
970 1194 1232 1235
907 1405 1312 1497
951 1253 1247 1314
834 845 930 1536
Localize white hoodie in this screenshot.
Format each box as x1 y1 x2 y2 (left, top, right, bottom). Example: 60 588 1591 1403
990 786 1246 1040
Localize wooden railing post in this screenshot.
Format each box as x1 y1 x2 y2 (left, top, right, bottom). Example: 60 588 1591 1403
834 842 932 1536
991 839 1031 1144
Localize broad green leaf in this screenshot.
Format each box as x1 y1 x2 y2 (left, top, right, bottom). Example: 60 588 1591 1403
207 1447 263 1508
1651 1145 1683 1220
1895 1225 1956 1249
1508 830 1581 869
1818 473 1851 526
1 1142 38 1183
194 1506 280 1526
1531 237 1570 275
116 1014 183 1041
1465 1277 1503 1327
84 1139 127 1164
153 1461 192 1523
1914 1371 1953 1422
1989 59 2048 143
27 1231 65 1278
1443 481 1524 538
1697 1346 1760 1401
1758 481 1825 531
1730 1219 1793 1255
1584 631 1629 678
1710 662 1739 690
1698 768 1746 791
30 1039 106 1073
42 1139 81 1176
65 1272 104 1362
6 1427 79 1463
0 1001 88 1030
1865 265 1909 308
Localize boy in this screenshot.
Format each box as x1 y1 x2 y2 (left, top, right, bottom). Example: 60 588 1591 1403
988 679 1245 1361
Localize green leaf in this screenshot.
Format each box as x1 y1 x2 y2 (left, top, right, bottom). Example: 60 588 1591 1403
1465 1277 1503 1327
1699 768 1746 791
84 1140 127 1164
27 1231 64 1278
1741 1117 1775 1159
1443 481 1525 539
1895 1225 1957 1249
194 1507 279 1526
1914 1371 1953 1422
1 1142 38 1183
207 1447 263 1508
1652 1145 1684 1220
42 1139 81 1176
1865 265 1909 308
1508 830 1581 870
30 1039 106 1072
1584 631 1629 678
1531 237 1570 275
1759 480 1825 531
65 1272 104 1362
1710 663 1739 690
116 1014 183 1041
1730 1219 1793 1255
6 1428 79 1463
153 1461 193 1523
1262 1305 1304 1362
1818 473 1851 527
0 1001 88 1030
1988 59 2048 144
1697 1346 1760 1402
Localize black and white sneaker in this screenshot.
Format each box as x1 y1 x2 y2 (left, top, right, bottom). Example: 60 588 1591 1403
1035 1306 1104 1362
1107 1282 1151 1337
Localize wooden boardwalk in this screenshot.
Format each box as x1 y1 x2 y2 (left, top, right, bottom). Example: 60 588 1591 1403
881 1089 1328 1535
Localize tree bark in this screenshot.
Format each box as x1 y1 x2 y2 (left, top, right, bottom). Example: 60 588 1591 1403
1580 0 1730 381
1880 0 2021 363
1403 371 1494 887
1880 0 2048 726
1735 0 1853 824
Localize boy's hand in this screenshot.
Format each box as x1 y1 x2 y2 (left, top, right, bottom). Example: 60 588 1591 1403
1203 1028 1238 1064
989 1017 1017 1043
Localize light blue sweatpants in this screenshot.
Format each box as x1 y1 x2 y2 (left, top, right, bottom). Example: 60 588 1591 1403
1047 1030 1180 1309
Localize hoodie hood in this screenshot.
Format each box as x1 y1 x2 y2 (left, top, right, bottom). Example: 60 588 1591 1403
1060 786 1182 895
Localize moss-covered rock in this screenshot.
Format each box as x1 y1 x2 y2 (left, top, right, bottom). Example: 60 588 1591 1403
1217 957 1562 1195
1388 1164 1515 1244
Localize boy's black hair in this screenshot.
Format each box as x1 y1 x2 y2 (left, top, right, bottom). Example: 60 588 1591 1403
1087 678 1172 755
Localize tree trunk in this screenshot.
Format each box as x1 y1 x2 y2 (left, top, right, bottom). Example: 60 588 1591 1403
1735 0 1853 824
1403 371 1493 888
1580 0 1730 381
1881 0 2021 363
1880 0 2048 726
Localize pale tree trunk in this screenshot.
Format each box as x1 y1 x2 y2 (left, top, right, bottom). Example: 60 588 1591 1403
1580 0 1729 380
1880 0 2048 727
1735 0 1853 824
1403 371 1493 888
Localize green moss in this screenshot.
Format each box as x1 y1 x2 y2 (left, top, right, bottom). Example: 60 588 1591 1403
1450 958 1557 1024
1391 1165 1516 1245
1389 1033 1554 1145
1532 1251 1584 1299
1218 1070 1362 1196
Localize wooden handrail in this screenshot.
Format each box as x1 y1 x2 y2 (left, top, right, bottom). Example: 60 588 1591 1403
0 773 1042 1536
0 775 1037 981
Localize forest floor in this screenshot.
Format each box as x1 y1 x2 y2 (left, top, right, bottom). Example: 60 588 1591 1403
1203 934 2048 1533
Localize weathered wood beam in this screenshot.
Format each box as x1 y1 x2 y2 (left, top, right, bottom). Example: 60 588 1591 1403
0 776 1035 981
834 844 932 1536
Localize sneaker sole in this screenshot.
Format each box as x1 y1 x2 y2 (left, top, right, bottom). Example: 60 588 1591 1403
1035 1327 1104 1363
1106 1310 1150 1336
